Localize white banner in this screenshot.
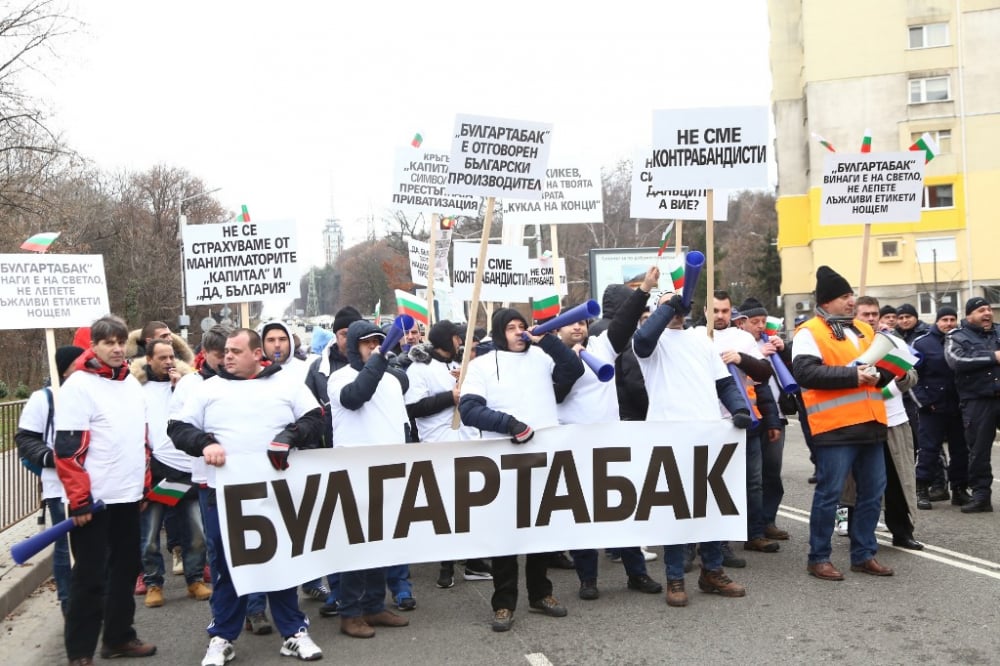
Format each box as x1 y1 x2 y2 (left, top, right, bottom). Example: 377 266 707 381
451 242 532 301
217 420 747 596
820 152 926 224
528 257 568 298
184 221 301 306
391 148 480 217
630 151 728 220
502 164 604 225
651 106 770 189
405 237 451 287
445 114 554 200
0 254 110 330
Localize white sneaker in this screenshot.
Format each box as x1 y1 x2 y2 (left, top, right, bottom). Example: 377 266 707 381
834 507 849 537
201 636 235 666
641 547 658 562
280 630 322 661
172 546 184 576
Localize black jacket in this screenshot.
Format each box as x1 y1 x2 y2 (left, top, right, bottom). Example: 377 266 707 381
945 321 1000 400
912 325 960 413
305 343 351 447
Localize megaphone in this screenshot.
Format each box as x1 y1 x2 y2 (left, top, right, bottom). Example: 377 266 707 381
850 331 896 367
681 251 705 310
580 349 614 382
522 300 601 339
382 314 415 353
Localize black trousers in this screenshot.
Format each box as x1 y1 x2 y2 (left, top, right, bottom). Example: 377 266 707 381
961 398 1000 501
65 502 142 660
491 553 552 611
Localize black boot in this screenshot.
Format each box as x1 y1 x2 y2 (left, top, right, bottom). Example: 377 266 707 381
951 487 972 506
916 483 932 510
927 485 951 502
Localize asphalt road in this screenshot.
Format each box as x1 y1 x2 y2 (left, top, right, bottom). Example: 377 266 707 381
5 422 1000 665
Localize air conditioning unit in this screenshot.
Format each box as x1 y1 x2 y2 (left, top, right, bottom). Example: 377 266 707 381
795 300 811 312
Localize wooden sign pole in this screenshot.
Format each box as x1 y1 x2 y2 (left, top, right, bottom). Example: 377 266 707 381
705 189 715 334
426 214 439 326
858 223 872 296
549 224 562 305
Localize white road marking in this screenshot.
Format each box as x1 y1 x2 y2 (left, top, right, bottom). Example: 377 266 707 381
525 653 554 666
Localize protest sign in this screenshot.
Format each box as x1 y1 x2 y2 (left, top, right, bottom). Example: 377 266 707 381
216 420 747 595
528 257 568 298
391 148 480 217
445 114 554 200
651 106 769 189
452 242 532 301
588 247 682 303
820 152 925 224
503 164 603 225
184 221 301 306
406 237 451 287
0 254 110 330
630 152 728 219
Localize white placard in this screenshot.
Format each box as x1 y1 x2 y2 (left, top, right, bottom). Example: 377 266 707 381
502 164 603 225
0 254 110 330
217 420 747 596
589 248 683 303
445 113 554 200
452 242 532 301
528 257 568 298
630 151 728 220
184 221 301 306
651 106 769 189
406 237 451 287
819 152 926 224
391 148 480 217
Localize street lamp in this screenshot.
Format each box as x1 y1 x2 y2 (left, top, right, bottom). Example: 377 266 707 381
177 187 222 340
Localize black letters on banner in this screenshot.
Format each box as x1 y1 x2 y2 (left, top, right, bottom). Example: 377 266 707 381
394 460 451 538
225 483 278 566
454 456 501 533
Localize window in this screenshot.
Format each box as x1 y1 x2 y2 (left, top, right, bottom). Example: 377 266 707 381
984 286 1000 306
909 23 949 49
909 76 950 103
910 129 950 154
922 184 954 209
918 290 958 317
916 237 957 263
880 239 901 260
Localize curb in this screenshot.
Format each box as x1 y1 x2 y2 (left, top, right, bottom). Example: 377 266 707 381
0 516 56 619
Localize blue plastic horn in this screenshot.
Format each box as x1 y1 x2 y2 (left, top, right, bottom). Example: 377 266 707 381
526 300 601 339
382 314 415 352
681 251 705 310
580 349 614 382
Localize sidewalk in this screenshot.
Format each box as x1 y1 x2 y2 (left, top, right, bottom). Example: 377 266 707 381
0 514 57 618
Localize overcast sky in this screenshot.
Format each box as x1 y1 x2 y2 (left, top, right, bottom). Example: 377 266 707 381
28 0 772 268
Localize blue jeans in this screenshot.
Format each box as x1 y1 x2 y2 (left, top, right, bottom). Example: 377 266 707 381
385 564 412 599
338 568 386 618
746 431 765 539
664 542 722 580
141 496 206 587
202 490 306 640
808 444 886 565
46 498 71 615
572 547 647 581
761 426 786 526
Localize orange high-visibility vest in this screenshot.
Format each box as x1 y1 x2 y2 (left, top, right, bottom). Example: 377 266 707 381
799 317 887 436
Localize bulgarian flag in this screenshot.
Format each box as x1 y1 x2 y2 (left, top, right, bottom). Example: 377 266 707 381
860 129 872 153
20 231 60 252
395 289 428 325
909 132 939 163
533 294 560 322
875 346 918 378
669 262 685 291
147 479 191 507
374 299 382 327
656 221 676 258
881 382 903 400
235 205 250 222
765 316 783 336
411 133 423 148
811 132 836 152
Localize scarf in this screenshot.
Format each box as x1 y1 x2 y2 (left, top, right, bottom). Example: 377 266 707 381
815 305 865 342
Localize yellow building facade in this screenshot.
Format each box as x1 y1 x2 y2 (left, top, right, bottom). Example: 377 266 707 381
769 0 1000 322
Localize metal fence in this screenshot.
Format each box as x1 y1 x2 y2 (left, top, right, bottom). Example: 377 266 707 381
1 400 40 532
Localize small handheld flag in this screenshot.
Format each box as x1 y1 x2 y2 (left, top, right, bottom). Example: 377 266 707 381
21 232 60 253
411 133 423 148
860 129 872 153
532 295 560 322
235 205 250 223
669 263 684 291
908 132 939 163
811 133 836 152
656 221 676 258
395 289 429 326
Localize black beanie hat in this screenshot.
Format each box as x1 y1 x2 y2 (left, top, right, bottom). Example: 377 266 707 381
936 306 958 321
490 308 529 352
815 266 853 305
56 345 85 381
896 303 918 318
879 305 897 317
428 320 461 355
737 297 767 319
332 306 363 333
966 296 991 316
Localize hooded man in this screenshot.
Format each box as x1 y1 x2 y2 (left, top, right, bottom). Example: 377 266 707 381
305 306 363 448
257 320 309 383
459 307 585 632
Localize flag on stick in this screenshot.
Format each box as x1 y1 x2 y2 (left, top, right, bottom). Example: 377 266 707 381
395 289 428 325
411 133 423 148
532 295 560 322
811 132 836 152
147 479 191 507
765 316 783 336
875 347 918 378
20 231 60 253
908 132 939 163
860 129 872 153
669 263 685 291
235 205 250 222
374 299 382 327
656 221 676 258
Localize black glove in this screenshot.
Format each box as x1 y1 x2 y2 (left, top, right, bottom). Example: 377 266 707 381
668 293 691 317
267 427 296 470
507 417 534 444
42 451 55 468
731 410 753 429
